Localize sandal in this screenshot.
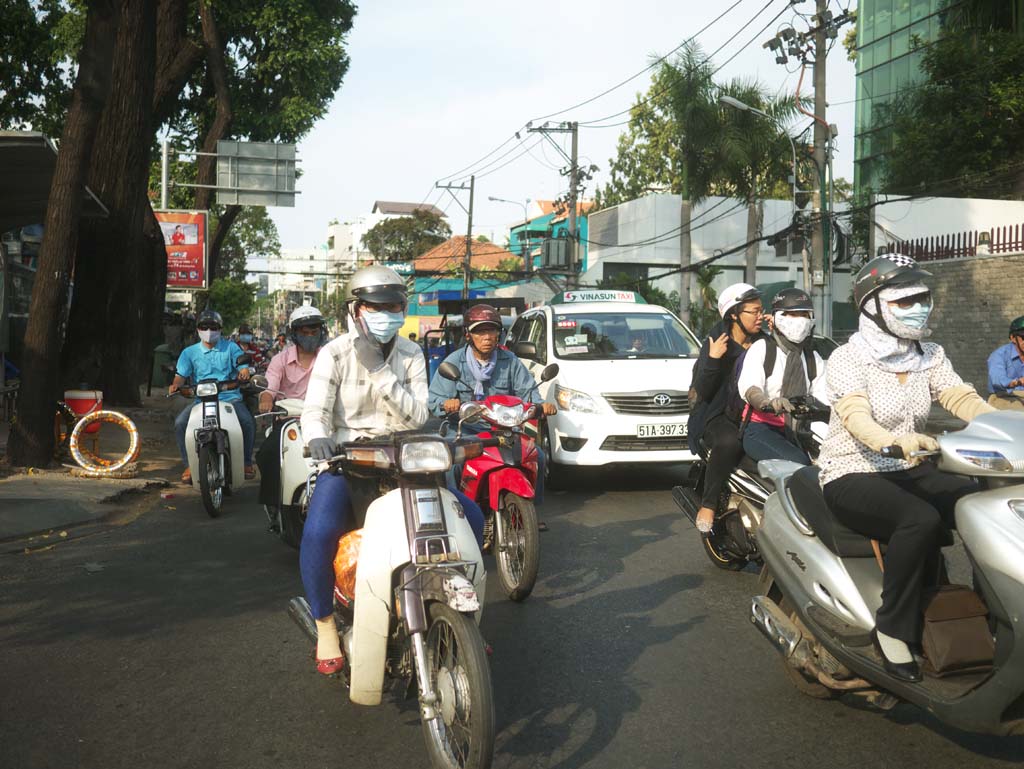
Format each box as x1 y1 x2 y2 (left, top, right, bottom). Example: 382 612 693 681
180 468 192 484
244 465 257 480
312 647 344 676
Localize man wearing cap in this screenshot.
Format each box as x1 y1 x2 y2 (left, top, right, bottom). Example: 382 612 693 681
987 316 1024 411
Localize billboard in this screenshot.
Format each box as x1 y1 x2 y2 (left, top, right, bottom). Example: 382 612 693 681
157 210 207 288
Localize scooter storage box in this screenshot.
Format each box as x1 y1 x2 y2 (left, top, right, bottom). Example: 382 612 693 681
921 585 995 676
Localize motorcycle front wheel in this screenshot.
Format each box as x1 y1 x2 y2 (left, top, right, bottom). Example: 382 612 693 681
421 603 495 769
495 492 540 601
198 444 224 518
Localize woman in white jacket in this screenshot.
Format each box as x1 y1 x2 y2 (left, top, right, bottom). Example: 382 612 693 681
738 288 826 465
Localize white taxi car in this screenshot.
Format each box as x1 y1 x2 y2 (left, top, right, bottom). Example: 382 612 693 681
505 289 701 476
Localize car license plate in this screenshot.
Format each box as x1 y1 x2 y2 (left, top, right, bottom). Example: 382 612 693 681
636 423 687 438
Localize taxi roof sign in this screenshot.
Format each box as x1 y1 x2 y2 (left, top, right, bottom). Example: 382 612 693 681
550 290 647 305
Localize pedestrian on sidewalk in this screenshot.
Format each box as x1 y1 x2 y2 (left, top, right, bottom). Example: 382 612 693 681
986 316 1024 411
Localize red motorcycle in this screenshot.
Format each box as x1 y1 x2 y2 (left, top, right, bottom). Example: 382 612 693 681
437 361 559 601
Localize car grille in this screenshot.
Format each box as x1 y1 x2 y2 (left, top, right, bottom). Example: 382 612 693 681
602 390 690 415
600 435 689 452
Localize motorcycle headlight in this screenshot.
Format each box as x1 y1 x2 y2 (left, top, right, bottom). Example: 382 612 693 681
956 450 1013 472
399 440 452 473
486 402 524 427
555 384 600 414
195 382 218 397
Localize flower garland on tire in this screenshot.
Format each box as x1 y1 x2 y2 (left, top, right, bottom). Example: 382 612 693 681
68 410 141 475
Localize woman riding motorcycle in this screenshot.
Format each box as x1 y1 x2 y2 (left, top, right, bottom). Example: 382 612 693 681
688 283 766 534
817 253 995 682
738 288 826 465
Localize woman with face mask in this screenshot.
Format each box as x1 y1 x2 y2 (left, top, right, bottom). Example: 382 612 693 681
738 288 826 465
816 254 995 683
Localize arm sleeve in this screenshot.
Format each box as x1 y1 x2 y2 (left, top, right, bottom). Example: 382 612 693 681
264 354 284 399
691 338 723 402
175 348 193 379
833 392 896 453
510 357 540 403
427 364 458 416
300 348 338 443
737 340 767 403
987 348 1013 393
937 383 996 421
810 353 829 404
368 349 429 429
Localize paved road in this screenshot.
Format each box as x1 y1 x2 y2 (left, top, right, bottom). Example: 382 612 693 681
1 466 1021 769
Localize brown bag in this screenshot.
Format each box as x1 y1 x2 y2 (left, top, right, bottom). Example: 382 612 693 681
921 585 995 676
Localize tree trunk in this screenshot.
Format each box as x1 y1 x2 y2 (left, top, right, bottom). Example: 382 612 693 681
194 0 232 212
8 2 118 467
744 198 764 285
678 198 692 323
209 204 241 280
61 0 159 406
152 0 204 123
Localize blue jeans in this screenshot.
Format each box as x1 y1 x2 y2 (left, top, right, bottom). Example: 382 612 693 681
300 471 485 619
742 421 810 466
174 399 255 467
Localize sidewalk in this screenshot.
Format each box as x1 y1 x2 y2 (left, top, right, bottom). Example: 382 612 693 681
0 391 184 542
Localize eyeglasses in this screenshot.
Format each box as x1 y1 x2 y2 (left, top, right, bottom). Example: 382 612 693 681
739 308 764 317
888 293 932 310
197 324 221 331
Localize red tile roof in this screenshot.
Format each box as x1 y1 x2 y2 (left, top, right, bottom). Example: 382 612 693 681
414 236 517 273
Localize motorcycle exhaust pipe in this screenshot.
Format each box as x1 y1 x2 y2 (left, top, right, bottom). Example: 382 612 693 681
672 485 701 527
288 596 318 645
751 595 802 658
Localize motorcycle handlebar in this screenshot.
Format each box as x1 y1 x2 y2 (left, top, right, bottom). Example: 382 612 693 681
880 445 941 460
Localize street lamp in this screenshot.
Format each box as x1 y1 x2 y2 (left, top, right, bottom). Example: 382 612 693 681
488 196 532 268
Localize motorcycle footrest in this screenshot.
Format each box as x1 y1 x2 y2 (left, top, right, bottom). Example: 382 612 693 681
672 485 700 526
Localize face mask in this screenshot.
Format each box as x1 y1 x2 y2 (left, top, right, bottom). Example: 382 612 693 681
199 329 221 344
362 310 404 343
296 334 320 353
889 302 932 330
774 313 813 344
238 334 252 344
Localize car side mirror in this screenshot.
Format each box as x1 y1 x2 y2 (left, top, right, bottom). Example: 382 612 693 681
438 362 461 382
540 363 559 382
513 341 537 360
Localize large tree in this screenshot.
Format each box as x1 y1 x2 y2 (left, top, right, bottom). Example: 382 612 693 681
361 210 452 262
216 206 282 282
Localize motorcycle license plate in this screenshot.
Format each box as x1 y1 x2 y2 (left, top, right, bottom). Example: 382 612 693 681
636 423 687 438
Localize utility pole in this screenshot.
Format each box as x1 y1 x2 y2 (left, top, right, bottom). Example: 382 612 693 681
435 176 475 299
528 122 580 287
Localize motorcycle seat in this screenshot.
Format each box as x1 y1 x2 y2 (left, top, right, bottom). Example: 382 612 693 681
786 466 880 558
737 455 775 492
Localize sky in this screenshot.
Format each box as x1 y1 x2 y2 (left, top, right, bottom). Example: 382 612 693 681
269 0 858 250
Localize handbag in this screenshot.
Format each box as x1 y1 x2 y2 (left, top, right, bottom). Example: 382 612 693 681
921 585 995 677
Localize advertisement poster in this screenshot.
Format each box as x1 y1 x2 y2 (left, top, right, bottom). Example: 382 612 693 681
156 210 206 288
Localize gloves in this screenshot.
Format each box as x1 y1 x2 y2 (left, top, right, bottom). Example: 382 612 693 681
744 386 792 414
352 319 386 372
892 433 940 455
833 394 938 461
769 397 794 414
308 437 337 461
937 383 997 422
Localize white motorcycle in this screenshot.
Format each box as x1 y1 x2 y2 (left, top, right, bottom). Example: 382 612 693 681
288 431 495 769
256 395 315 548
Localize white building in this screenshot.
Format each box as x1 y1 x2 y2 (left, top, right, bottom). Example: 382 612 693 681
326 200 447 268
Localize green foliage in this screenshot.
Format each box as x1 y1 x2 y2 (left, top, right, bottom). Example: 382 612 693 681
218 207 281 282
843 8 858 63
597 272 674 308
687 265 724 337
361 209 452 261
883 30 1024 197
206 278 256 331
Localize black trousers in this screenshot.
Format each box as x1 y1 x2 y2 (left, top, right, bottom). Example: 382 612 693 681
701 414 744 509
256 421 284 507
823 464 976 642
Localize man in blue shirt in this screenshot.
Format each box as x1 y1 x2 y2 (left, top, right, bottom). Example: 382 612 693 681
987 315 1024 411
169 309 256 483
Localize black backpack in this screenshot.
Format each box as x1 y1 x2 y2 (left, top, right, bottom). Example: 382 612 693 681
724 337 817 423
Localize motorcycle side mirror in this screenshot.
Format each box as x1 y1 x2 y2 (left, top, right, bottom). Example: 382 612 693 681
438 362 461 382
236 353 253 365
250 374 269 390
540 363 559 382
459 402 485 422
513 341 537 360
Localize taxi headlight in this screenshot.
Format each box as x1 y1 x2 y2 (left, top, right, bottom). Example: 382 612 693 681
399 440 452 473
195 382 218 397
555 384 600 414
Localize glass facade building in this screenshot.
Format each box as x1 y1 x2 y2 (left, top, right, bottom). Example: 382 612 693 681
853 0 950 196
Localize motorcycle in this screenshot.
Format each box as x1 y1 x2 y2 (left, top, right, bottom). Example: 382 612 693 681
254 391 315 548
170 355 251 517
436 360 559 602
287 430 496 769
673 395 829 571
751 411 1024 735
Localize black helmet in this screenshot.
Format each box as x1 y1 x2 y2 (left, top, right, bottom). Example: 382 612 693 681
349 265 407 306
238 322 252 334
771 288 814 314
197 309 223 328
853 254 932 311
1010 316 1024 337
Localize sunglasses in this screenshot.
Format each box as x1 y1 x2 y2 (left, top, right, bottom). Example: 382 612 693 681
888 293 932 310
197 324 221 331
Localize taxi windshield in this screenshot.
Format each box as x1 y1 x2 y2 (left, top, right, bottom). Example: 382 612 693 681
553 312 700 359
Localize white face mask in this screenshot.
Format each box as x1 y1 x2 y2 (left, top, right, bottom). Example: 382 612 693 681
774 313 813 344
198 328 221 344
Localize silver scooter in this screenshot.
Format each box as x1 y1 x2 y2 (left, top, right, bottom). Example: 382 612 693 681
752 411 1024 735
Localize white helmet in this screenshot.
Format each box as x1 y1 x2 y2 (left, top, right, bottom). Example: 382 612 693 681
717 282 762 318
289 305 324 330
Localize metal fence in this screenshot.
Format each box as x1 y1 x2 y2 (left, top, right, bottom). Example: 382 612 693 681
883 223 1024 262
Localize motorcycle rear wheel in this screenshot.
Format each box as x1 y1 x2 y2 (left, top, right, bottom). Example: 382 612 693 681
421 604 495 769
198 444 223 518
495 492 540 601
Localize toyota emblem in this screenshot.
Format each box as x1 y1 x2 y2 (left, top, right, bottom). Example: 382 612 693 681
653 393 672 407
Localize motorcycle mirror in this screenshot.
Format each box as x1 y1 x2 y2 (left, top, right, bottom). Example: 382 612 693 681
459 402 485 422
438 362 461 382
540 363 559 382
250 374 269 390
236 353 253 365
513 341 537 359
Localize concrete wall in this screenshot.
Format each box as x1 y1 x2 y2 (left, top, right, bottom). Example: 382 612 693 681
923 251 1024 392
